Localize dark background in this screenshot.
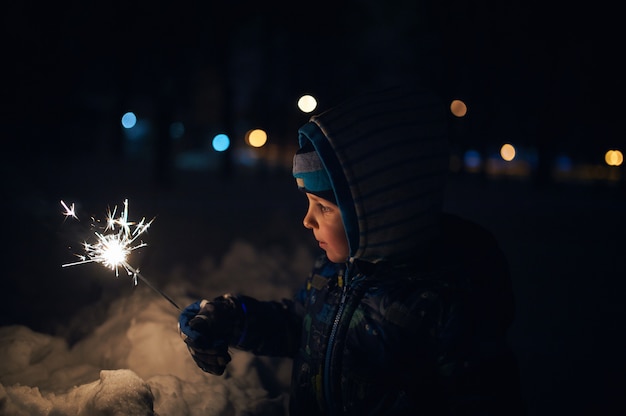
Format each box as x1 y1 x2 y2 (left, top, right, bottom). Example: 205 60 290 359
2 1 625 415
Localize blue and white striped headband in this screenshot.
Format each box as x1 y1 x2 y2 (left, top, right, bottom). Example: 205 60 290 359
292 143 336 203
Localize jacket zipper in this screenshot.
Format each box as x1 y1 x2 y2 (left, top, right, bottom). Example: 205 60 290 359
323 260 353 414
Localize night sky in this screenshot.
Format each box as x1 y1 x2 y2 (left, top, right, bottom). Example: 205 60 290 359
5 1 621 160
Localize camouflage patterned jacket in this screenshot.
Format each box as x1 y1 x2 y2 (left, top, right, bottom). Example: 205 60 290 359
236 214 523 415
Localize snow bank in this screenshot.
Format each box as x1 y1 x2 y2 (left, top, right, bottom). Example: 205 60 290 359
0 240 313 415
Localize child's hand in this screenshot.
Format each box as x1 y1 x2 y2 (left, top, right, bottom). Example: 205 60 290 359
178 295 243 375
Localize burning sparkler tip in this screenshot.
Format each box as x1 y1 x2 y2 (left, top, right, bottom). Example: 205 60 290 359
60 199 179 310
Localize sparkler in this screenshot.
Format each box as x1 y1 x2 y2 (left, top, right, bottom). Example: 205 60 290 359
61 199 181 311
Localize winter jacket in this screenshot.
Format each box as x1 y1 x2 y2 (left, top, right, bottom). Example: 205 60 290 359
233 86 524 415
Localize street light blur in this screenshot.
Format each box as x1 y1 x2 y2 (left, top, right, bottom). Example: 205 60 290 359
212 133 230 152
121 112 137 128
297 94 317 113
501 144 516 161
246 129 268 148
450 99 467 117
605 149 623 166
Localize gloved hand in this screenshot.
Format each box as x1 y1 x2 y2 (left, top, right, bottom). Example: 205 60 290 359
178 294 245 375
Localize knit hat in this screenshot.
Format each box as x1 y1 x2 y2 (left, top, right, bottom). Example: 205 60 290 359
292 142 336 203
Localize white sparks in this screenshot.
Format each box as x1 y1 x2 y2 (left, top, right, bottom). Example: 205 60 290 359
60 200 78 220
60 198 180 310
61 199 154 285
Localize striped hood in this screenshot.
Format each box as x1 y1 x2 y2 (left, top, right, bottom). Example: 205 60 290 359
295 86 450 263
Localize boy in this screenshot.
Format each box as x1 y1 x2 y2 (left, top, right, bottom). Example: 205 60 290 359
179 86 524 415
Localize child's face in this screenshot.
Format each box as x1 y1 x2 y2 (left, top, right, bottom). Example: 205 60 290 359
302 193 349 263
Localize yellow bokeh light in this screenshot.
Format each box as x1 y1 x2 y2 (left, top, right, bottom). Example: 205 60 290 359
450 99 467 117
605 149 623 166
297 95 318 113
246 129 268 148
500 143 516 161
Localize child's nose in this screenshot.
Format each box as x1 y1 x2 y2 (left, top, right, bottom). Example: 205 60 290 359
302 211 315 229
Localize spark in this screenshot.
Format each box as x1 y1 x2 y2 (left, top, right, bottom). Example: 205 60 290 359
60 200 78 220
61 199 180 310
62 199 153 281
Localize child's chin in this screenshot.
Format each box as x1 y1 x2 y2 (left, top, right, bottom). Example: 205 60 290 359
326 253 343 263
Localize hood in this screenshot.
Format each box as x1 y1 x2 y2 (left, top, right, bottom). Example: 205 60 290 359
296 85 450 263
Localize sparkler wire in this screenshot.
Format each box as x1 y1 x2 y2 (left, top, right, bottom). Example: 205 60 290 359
129 266 181 311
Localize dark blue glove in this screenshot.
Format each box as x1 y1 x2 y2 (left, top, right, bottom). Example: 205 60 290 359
178 294 245 375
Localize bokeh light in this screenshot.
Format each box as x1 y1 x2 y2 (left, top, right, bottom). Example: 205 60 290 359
555 154 573 172
297 95 318 113
500 143 516 161
212 134 230 152
169 122 185 139
121 112 137 129
246 129 268 148
605 149 623 166
450 99 467 117
463 149 482 171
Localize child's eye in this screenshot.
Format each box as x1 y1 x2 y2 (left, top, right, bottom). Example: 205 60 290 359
318 204 331 213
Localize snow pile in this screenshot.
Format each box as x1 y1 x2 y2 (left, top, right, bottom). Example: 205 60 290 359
0 240 313 416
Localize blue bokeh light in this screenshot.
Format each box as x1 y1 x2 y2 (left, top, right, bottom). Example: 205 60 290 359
212 134 230 152
121 112 137 129
555 154 573 172
463 149 482 169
